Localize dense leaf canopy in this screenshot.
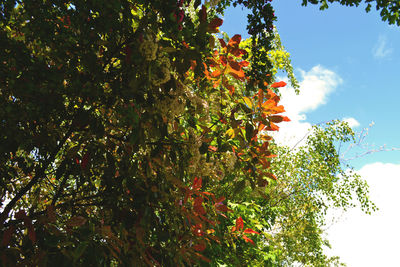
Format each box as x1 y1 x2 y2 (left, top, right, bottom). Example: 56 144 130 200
0 0 387 266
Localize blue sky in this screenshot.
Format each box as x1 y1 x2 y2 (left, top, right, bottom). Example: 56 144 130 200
221 2 400 266
221 2 400 168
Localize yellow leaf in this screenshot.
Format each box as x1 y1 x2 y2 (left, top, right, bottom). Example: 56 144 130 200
226 128 235 139
243 97 253 109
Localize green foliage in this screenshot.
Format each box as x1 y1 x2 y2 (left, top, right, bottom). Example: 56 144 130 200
266 121 376 266
239 27 300 92
301 0 400 26
0 0 286 265
0 0 385 266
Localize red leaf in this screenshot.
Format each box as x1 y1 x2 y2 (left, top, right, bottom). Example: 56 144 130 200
209 17 223 28
269 115 290 123
192 224 203 237
257 177 268 187
15 210 27 220
194 252 211 263
208 17 223 32
66 216 87 227
193 242 206 252
242 235 255 245
229 60 241 71
199 5 207 22
215 196 225 203
243 228 260 234
124 46 132 64
15 210 36 244
228 34 241 48
231 48 247 57
270 81 287 88
27 224 36 244
218 38 227 48
81 152 90 170
194 197 206 215
193 177 202 191
215 203 231 213
1 226 14 247
236 217 244 231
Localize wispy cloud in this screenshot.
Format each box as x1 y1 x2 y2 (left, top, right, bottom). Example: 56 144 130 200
343 117 360 128
372 35 393 59
273 65 343 148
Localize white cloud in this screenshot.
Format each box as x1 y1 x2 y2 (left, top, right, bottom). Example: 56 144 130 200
326 162 400 267
372 35 393 59
343 117 360 128
273 65 342 148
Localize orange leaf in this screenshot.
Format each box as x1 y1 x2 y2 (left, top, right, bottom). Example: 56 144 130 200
265 173 277 180
208 145 217 152
259 158 271 169
258 123 265 132
211 69 222 78
270 81 287 88
239 60 250 67
226 83 235 95
243 228 260 234
226 65 245 80
262 101 286 114
265 122 280 131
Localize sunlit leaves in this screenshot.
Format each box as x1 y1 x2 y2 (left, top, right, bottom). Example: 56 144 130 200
0 1 293 265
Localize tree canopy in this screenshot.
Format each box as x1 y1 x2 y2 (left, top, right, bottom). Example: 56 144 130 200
0 0 389 266
301 0 400 26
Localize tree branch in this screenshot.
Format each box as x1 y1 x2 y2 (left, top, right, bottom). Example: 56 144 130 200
0 124 74 225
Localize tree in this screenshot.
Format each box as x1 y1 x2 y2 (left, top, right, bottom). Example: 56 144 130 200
0 0 391 266
0 1 288 265
265 121 376 266
300 0 400 26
